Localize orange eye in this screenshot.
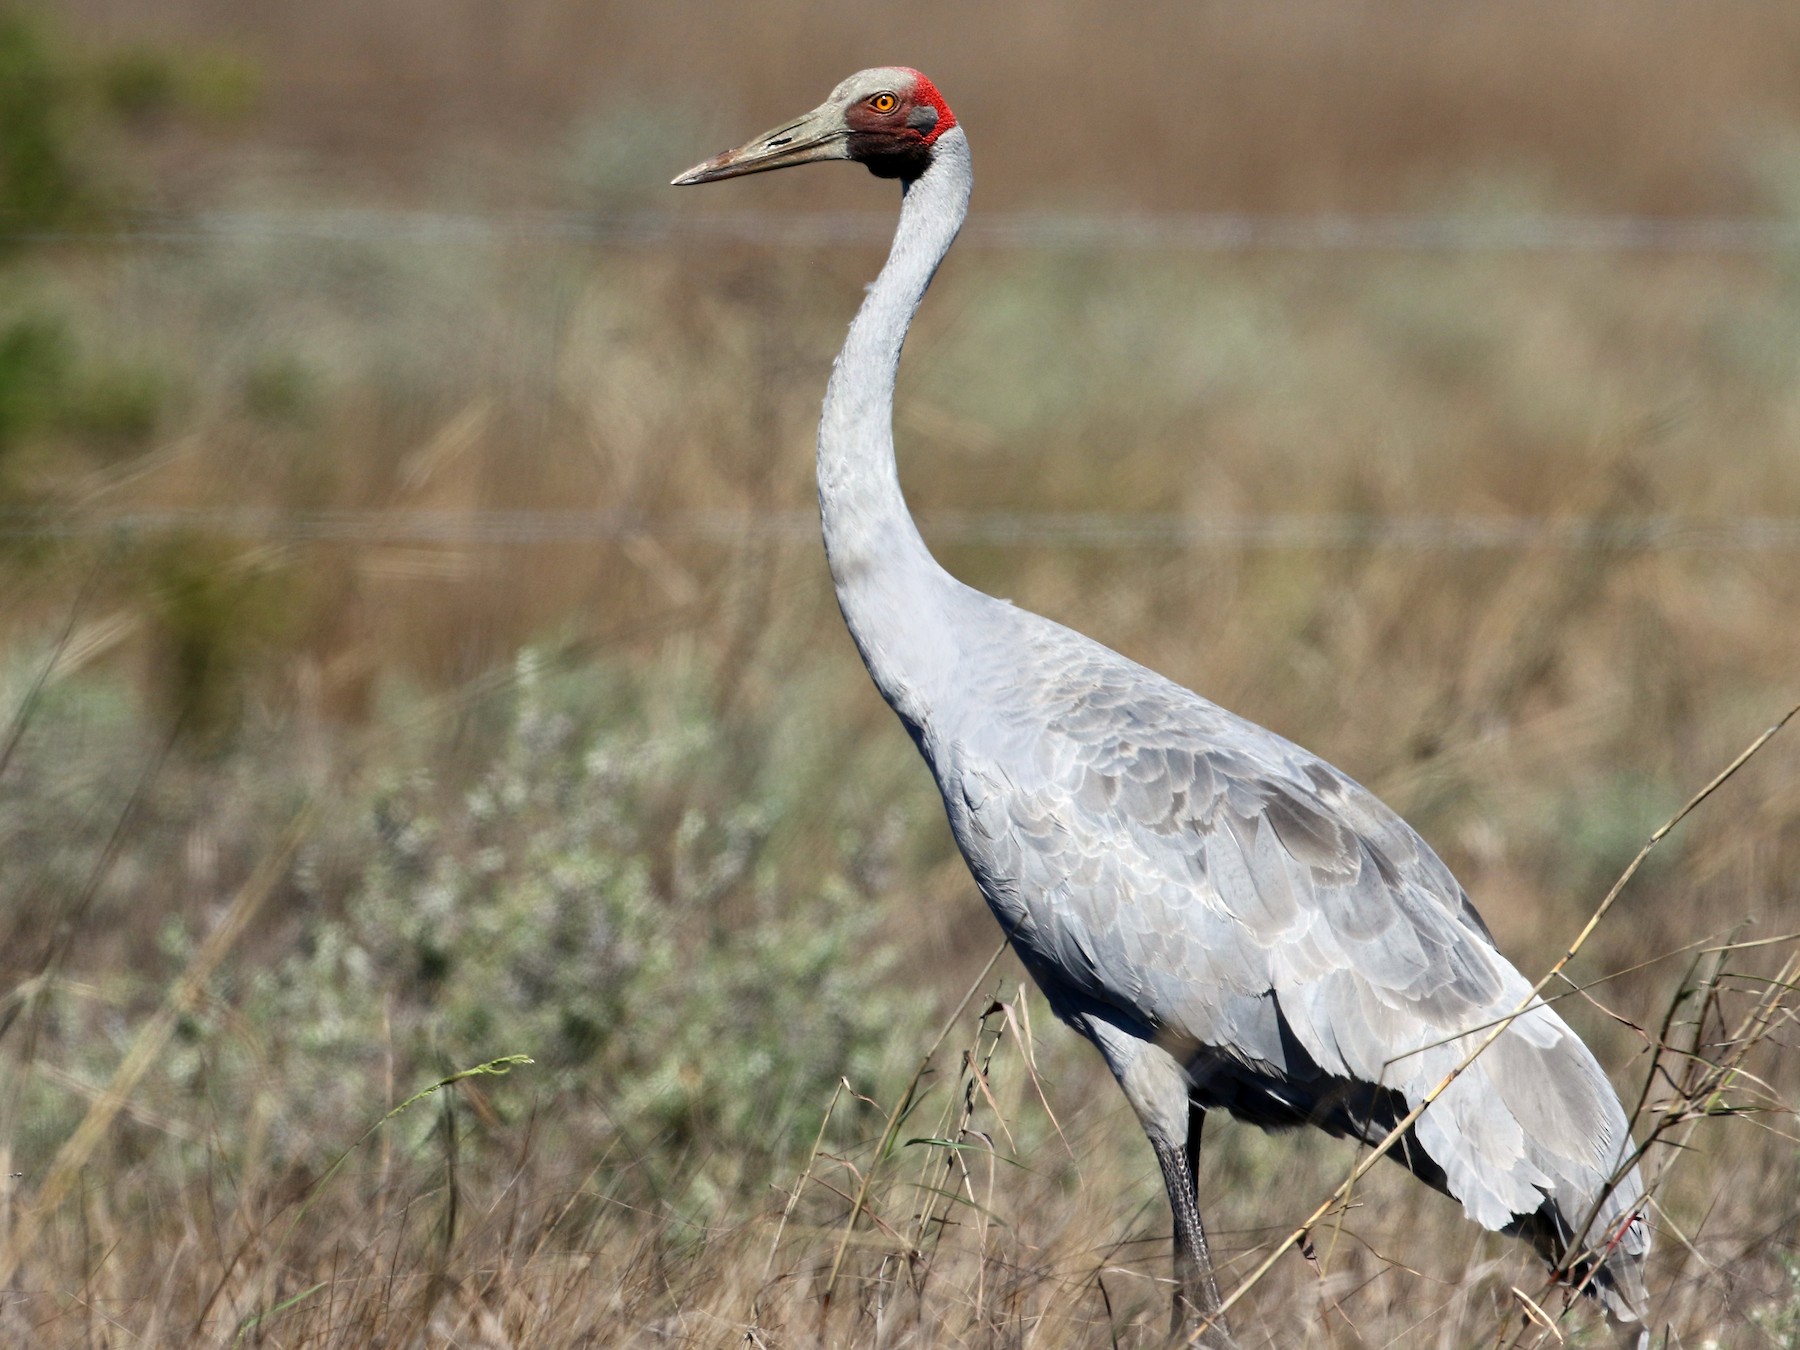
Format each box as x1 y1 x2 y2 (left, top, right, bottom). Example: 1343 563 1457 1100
870 92 898 113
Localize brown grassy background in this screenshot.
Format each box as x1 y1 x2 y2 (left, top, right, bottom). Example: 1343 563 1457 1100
53 0 1800 214
4 1 1800 1345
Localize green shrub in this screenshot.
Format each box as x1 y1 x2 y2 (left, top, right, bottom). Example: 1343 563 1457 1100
242 353 317 426
0 312 69 459
141 533 295 745
0 8 89 240
65 358 171 447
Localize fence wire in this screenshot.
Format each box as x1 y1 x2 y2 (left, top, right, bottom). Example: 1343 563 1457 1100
9 212 1796 554
10 209 1800 253
5 507 1799 552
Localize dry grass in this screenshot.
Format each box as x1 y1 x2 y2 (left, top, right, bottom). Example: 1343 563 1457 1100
5 3 1800 1345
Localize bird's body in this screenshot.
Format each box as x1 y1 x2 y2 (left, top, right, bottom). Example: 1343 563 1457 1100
677 68 1650 1341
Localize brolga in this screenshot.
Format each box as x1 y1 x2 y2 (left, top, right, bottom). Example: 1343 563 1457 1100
675 69 1650 1346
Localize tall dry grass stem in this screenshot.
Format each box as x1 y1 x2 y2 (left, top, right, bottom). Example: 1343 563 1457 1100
1190 701 1800 1345
820 939 1008 1299
0 797 316 1289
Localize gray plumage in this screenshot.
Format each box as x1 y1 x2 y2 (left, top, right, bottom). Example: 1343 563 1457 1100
677 68 1650 1340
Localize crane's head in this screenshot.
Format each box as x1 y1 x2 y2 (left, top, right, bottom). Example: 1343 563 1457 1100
671 68 957 186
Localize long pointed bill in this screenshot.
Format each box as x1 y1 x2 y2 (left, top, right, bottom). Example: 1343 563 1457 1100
671 103 850 185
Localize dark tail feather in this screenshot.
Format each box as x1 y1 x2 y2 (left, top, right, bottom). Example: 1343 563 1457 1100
1515 1203 1650 1325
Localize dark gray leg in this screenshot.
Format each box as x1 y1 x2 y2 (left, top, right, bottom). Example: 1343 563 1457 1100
1150 1100 1233 1348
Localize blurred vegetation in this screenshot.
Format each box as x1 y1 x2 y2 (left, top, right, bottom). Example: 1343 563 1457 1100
0 8 85 502
95 43 257 127
0 5 260 732
0 4 255 235
0 6 230 484
3 651 925 1223
2 2 1800 1344
0 8 92 240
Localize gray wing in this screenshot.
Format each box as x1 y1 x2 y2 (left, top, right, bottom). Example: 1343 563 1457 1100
944 620 1645 1287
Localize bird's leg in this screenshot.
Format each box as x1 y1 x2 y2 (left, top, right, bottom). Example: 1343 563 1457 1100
1151 1100 1233 1348
1182 1101 1226 1322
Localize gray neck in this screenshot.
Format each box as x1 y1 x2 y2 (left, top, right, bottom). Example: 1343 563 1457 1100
817 125 972 725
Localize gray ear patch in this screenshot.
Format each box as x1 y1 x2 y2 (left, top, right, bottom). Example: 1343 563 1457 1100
907 104 940 132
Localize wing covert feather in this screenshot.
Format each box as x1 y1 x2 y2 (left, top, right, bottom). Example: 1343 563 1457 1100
941 615 1644 1268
